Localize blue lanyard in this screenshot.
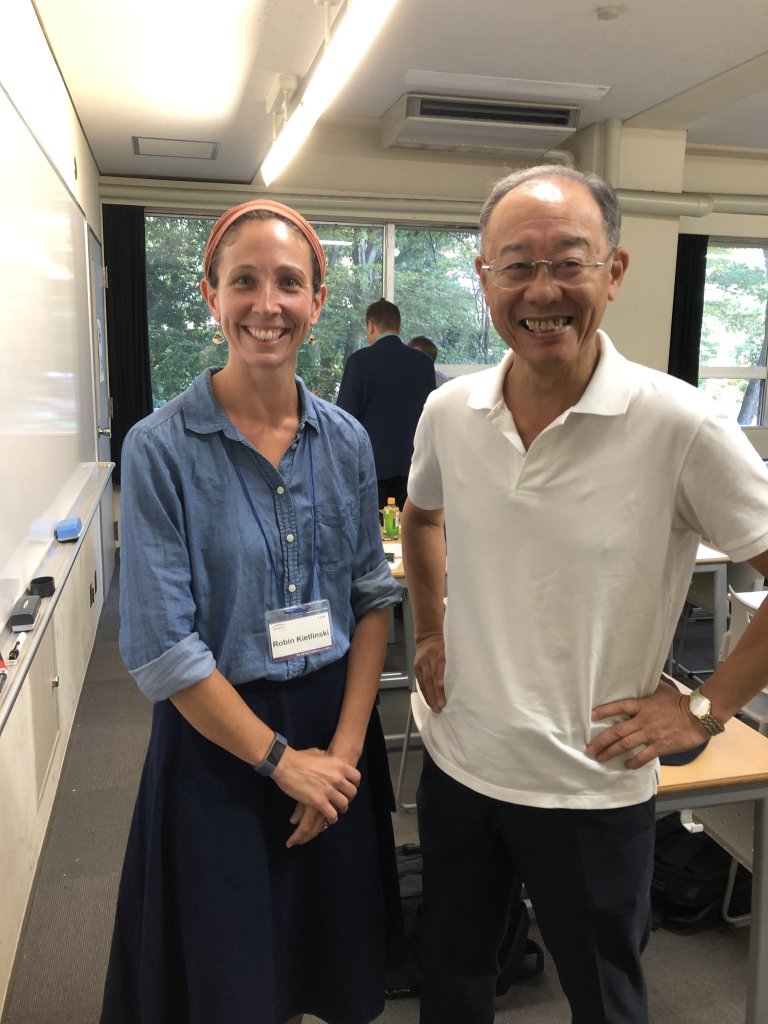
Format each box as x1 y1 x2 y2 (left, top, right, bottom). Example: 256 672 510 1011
221 429 318 608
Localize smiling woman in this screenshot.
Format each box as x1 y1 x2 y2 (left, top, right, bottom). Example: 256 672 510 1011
101 199 404 1024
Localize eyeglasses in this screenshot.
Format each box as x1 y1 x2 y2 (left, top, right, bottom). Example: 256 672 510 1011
480 252 614 290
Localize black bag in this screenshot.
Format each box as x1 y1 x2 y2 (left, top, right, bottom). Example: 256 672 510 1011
651 813 751 930
385 843 544 999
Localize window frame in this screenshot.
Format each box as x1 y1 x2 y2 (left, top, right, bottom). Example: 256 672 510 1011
697 237 768 427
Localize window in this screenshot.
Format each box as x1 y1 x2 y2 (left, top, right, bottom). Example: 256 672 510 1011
698 243 768 425
298 224 383 401
394 227 505 368
145 215 220 409
145 214 503 406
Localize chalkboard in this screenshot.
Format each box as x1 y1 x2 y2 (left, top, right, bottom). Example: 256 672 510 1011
0 86 95 626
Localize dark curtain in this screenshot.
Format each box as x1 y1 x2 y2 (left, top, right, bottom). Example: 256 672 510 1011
668 233 708 385
103 204 153 484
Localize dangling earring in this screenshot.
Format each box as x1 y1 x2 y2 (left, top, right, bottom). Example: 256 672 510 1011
309 328 317 347
211 326 225 346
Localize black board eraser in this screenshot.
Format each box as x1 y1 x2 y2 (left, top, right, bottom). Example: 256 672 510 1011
10 593 41 632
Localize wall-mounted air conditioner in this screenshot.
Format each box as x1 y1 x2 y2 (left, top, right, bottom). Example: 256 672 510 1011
381 93 580 156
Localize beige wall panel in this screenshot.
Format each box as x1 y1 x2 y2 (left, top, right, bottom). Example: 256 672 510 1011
684 152 768 197
679 212 768 239
619 128 687 193
604 213 679 371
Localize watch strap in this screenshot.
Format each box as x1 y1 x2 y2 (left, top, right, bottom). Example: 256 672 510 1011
696 712 725 737
688 691 725 736
253 731 288 776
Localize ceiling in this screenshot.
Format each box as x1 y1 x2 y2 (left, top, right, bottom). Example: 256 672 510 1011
34 0 768 186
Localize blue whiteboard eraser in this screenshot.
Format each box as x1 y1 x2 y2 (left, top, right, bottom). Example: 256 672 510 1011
55 516 82 542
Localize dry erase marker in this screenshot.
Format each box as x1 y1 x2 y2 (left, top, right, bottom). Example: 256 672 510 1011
8 632 28 662
0 670 6 695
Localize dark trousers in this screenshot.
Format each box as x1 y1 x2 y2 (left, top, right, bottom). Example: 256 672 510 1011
377 476 408 512
417 753 655 1024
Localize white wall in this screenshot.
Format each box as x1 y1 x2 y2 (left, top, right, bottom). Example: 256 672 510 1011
0 0 104 1009
2 0 100 229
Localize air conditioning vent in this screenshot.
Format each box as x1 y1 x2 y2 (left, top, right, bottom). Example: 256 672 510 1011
381 93 580 156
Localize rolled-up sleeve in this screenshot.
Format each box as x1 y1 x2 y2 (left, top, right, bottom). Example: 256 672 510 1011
119 424 216 701
130 633 216 703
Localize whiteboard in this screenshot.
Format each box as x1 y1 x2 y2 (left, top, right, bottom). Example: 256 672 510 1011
0 86 94 626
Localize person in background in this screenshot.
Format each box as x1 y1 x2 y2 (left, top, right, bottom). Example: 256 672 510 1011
337 298 435 511
402 164 768 1024
101 199 403 1024
408 335 450 387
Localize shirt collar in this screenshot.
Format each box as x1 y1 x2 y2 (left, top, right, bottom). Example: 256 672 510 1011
466 331 633 419
181 368 320 438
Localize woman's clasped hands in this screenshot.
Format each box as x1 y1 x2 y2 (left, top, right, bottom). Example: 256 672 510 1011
273 746 361 847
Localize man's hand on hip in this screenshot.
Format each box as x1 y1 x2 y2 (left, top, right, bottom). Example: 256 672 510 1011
414 633 446 712
587 679 711 769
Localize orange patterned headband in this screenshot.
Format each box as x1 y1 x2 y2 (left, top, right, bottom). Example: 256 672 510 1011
203 199 326 284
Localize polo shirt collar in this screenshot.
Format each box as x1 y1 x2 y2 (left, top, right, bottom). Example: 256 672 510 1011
182 367 320 438
466 331 633 419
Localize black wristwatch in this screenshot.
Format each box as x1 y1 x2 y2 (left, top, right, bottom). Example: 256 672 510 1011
253 731 288 776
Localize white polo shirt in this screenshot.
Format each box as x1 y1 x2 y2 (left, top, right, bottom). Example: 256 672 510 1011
408 332 768 809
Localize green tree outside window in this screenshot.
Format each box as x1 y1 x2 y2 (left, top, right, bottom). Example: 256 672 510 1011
699 244 768 425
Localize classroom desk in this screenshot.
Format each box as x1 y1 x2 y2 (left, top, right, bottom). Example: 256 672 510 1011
658 716 768 1024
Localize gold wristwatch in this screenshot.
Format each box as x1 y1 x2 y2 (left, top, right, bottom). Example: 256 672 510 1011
688 688 725 736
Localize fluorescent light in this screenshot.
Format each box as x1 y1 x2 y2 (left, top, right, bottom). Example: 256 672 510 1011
260 0 399 186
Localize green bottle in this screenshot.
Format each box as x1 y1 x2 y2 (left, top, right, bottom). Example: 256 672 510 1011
383 497 401 539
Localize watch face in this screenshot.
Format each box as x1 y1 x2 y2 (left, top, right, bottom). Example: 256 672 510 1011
689 690 710 718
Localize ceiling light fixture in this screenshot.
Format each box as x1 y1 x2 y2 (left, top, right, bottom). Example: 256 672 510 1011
259 0 399 187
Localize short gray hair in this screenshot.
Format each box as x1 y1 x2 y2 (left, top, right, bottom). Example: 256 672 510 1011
479 165 621 251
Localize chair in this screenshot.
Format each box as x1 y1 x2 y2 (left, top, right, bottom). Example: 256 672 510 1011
673 559 763 679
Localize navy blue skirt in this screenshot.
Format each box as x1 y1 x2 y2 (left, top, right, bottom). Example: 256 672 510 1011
101 657 404 1024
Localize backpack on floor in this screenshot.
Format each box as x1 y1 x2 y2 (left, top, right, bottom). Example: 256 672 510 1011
384 843 544 999
651 813 751 930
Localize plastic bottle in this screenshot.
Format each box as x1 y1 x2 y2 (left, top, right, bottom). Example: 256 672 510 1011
382 497 401 539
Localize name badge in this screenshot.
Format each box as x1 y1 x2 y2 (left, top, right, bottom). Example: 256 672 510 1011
266 599 334 662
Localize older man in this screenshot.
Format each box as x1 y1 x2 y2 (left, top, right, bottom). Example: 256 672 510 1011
402 165 768 1024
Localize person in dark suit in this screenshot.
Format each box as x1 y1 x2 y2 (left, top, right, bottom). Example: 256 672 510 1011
337 298 435 510
408 335 451 388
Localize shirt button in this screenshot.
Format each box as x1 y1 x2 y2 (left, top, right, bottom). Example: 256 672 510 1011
276 486 285 495
288 583 296 593
286 533 295 543
291 442 297 449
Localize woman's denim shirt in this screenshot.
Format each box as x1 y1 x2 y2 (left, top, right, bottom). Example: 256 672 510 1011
119 369 401 701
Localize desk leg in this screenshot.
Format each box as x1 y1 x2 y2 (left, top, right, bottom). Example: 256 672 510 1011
711 563 727 669
746 794 768 1023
